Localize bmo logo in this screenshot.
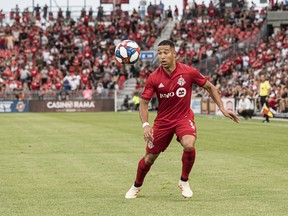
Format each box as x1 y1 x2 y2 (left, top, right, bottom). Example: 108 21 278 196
176 88 186 97
160 88 187 98
160 92 175 98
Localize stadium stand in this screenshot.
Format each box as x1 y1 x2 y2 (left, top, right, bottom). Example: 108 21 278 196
0 3 167 102
134 1 288 117
0 1 287 117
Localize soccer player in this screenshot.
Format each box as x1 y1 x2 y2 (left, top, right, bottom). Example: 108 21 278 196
125 40 239 199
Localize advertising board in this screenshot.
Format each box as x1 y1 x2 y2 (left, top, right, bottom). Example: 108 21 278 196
191 98 201 114
29 100 114 112
0 100 29 113
215 98 235 116
100 0 129 4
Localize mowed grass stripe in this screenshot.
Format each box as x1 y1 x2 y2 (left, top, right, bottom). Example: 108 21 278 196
0 112 287 216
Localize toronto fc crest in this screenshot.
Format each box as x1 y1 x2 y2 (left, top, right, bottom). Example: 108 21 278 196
177 75 186 86
147 141 154 149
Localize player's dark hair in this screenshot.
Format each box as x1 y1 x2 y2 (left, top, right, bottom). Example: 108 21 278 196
158 40 175 49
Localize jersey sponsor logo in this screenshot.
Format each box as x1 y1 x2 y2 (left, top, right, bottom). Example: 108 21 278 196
160 92 175 98
160 88 187 99
147 141 154 149
177 75 186 86
158 83 164 88
176 88 186 97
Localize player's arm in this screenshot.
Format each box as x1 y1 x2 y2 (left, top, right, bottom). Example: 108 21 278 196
139 98 154 142
202 80 239 123
139 98 149 124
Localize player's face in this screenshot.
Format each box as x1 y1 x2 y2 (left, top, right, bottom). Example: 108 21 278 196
157 45 176 69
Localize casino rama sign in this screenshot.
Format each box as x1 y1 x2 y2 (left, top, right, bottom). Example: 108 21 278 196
29 100 114 112
47 101 95 109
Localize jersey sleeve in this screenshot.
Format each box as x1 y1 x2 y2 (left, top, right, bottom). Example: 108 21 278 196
141 75 155 101
265 81 271 90
191 68 207 87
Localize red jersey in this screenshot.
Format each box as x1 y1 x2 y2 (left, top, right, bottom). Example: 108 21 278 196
81 74 89 86
54 81 60 90
48 69 55 78
31 68 38 77
142 62 206 124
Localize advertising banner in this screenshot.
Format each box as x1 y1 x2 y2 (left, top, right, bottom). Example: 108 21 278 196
191 98 201 114
0 100 29 113
140 51 156 61
209 99 216 114
215 98 235 116
201 98 208 114
29 100 114 112
100 0 129 4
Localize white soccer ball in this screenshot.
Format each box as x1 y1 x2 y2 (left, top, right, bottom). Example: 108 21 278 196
115 40 141 65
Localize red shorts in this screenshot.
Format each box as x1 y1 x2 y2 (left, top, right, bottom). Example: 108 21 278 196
146 117 197 154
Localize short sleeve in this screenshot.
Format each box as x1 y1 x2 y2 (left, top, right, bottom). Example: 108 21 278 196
191 68 207 87
265 81 271 90
141 75 155 101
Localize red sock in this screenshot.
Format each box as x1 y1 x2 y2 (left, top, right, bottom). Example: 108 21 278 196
181 148 196 181
135 157 152 186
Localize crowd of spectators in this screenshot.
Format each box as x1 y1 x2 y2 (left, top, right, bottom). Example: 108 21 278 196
180 7 287 114
269 0 288 11
134 1 288 114
0 3 167 100
172 2 266 65
169 1 287 114
0 1 287 115
134 1 267 88
188 27 288 114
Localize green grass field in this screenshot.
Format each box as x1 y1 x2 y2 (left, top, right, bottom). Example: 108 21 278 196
0 112 287 216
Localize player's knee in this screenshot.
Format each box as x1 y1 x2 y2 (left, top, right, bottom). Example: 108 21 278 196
183 145 195 151
145 159 154 166
144 157 154 166
144 153 158 165
181 136 196 151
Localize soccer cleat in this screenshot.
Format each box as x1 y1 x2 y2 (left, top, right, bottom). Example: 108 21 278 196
125 185 142 199
178 180 193 198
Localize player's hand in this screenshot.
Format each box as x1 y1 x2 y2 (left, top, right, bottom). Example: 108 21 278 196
143 126 154 142
221 109 240 123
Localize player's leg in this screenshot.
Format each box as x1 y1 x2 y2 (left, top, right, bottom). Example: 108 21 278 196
261 96 269 122
125 126 174 199
135 151 160 187
180 135 196 180
125 152 159 199
176 119 197 198
178 135 196 198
